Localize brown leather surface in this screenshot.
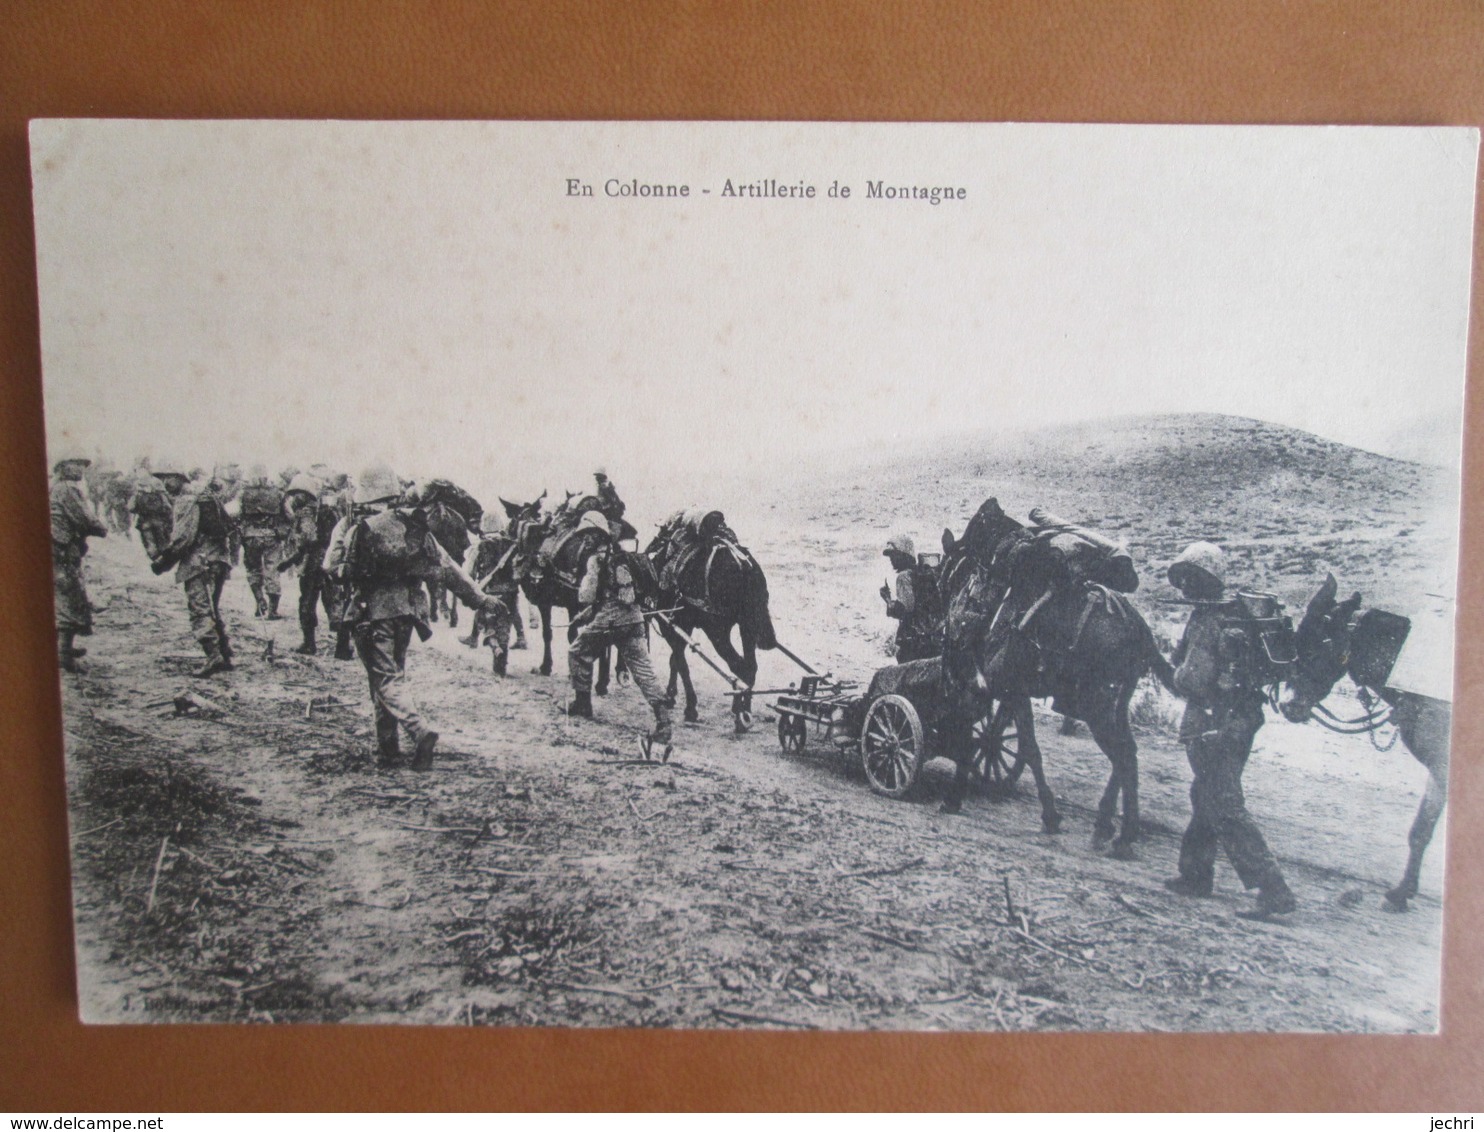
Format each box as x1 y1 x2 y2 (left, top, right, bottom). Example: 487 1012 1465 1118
2 0 1482 1111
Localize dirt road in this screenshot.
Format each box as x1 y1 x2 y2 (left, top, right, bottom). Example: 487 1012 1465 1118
62 533 1443 1031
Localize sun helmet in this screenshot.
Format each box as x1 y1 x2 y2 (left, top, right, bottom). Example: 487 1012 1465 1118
1167 541 1226 596
578 509 612 536
883 534 916 559
50 443 92 471
354 463 403 505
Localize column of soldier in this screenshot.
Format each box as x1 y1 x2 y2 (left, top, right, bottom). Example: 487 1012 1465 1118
49 452 672 776
52 450 1295 919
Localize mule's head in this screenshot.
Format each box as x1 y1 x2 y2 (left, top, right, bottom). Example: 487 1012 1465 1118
511 511 551 560
959 497 1021 564
1280 573 1362 722
501 491 545 524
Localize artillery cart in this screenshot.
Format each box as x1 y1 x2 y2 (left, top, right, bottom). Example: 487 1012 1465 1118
772 658 1027 800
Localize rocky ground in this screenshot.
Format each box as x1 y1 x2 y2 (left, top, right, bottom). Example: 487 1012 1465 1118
59 414 1451 1031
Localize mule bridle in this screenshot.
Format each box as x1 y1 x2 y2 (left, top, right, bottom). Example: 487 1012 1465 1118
1289 615 1399 749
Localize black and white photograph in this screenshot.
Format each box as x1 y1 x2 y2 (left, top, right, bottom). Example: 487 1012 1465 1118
31 119 1476 1032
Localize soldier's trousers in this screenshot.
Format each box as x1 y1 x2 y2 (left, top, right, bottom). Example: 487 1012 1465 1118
1178 705 1288 892
473 594 514 656
569 622 665 709
352 616 429 751
184 565 230 649
242 537 283 597
53 551 93 634
297 563 329 627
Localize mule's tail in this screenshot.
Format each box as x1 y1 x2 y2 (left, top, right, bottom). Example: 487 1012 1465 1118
745 559 778 650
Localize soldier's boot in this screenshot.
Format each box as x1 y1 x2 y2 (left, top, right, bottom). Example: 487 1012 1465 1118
491 645 508 677
375 719 401 767
640 703 673 761
566 691 594 719
333 625 355 662
192 637 230 679
513 621 528 650
650 703 673 744
218 633 235 667
409 730 440 772
249 582 267 618
1238 876 1297 920
1163 875 1213 898
294 627 317 655
266 593 282 620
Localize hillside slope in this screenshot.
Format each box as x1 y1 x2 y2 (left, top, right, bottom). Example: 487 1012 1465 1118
761 413 1458 618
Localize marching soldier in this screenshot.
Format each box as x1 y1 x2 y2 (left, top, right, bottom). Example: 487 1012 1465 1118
1163 541 1297 919
324 463 503 770
462 519 521 675
152 468 236 678
565 511 672 753
50 447 108 673
239 464 287 619
277 472 338 655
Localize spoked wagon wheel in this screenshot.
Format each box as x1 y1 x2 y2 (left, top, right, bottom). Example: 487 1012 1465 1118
860 694 925 800
777 712 808 753
971 700 1026 798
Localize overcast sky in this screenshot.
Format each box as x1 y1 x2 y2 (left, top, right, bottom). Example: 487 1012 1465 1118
30 120 1478 511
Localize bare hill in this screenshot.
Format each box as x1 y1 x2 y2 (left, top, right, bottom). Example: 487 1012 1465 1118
765 413 1458 618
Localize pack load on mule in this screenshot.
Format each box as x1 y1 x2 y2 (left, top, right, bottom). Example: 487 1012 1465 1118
931 498 1175 854
1281 575 1452 911
649 508 742 595
641 505 781 731
528 472 637 589
414 478 485 627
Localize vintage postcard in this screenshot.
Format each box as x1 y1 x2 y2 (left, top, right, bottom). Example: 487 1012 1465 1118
31 120 1476 1030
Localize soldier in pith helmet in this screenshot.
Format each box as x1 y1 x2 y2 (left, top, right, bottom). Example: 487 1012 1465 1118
277 472 337 655
565 511 672 754
129 459 179 563
239 463 287 619
49 446 107 672
1164 541 1296 919
152 465 237 678
881 534 935 661
323 463 504 770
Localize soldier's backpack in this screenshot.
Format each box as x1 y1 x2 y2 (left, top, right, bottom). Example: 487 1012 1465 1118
1218 591 1298 689
348 510 438 583
240 483 283 520
913 553 945 630
132 485 172 522
194 493 232 540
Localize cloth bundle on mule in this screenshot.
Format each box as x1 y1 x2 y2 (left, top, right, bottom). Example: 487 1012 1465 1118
963 506 1139 700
